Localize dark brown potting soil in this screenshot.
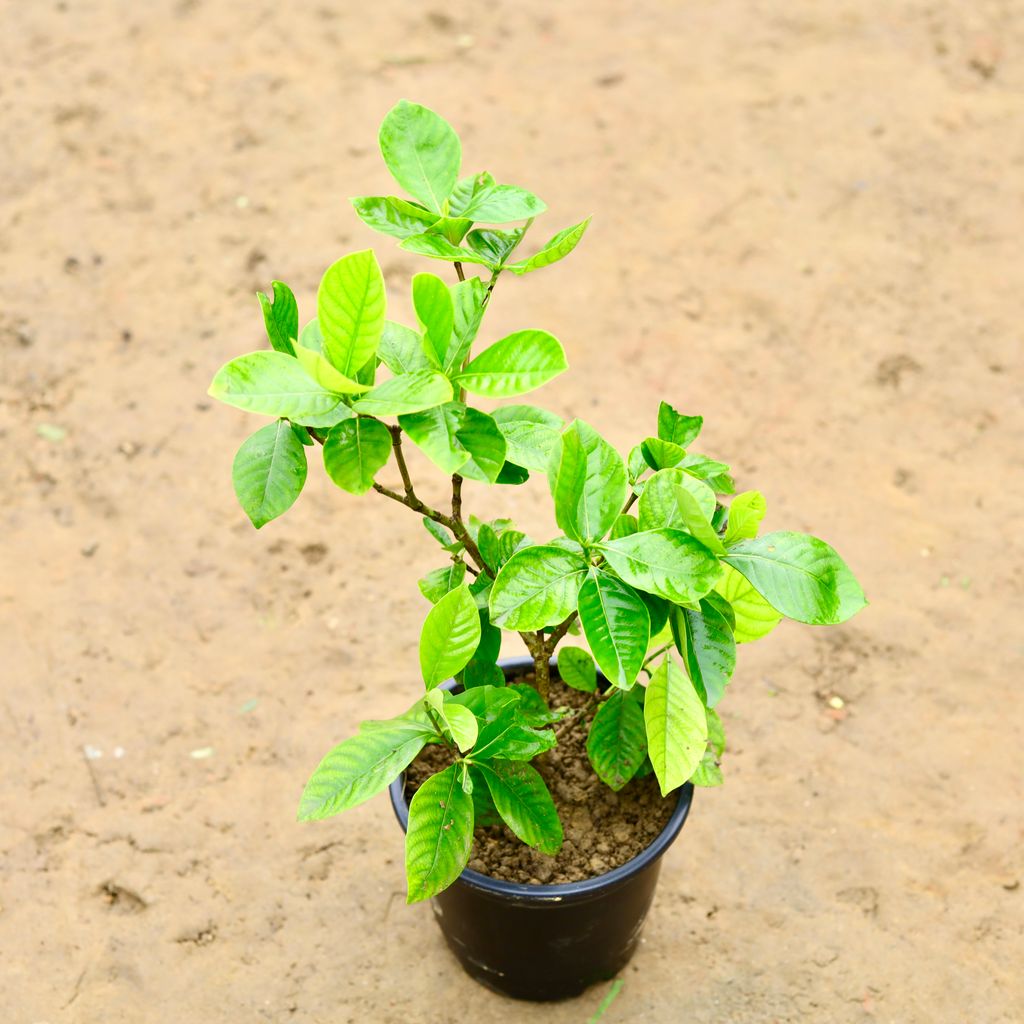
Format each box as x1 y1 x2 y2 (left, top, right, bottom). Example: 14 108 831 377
404 672 676 885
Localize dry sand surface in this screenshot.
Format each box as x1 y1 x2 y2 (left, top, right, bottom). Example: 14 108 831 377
2 2 1022 1021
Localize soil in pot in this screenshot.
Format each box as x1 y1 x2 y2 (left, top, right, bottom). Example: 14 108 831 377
404 671 675 885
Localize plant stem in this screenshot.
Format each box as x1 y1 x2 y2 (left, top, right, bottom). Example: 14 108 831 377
454 261 465 282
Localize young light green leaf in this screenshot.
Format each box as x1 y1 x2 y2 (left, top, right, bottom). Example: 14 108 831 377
723 532 867 625
714 564 782 642
424 689 478 752
400 232 493 266
297 719 432 821
420 584 481 689
379 100 461 213
641 436 686 471
706 707 726 758
587 689 648 791
689 752 724 787
432 215 474 245
644 654 708 797
352 370 453 416
627 445 648 486
411 273 454 367
638 468 716 531
455 406 506 483
724 490 767 545
445 276 487 372
379 320 432 375
317 250 386 378
457 183 546 222
548 419 627 543
418 561 468 604
466 227 523 267
405 764 474 903
232 419 307 529
477 760 562 855
610 514 639 539
350 195 440 239
471 716 556 761
489 544 588 630
257 281 298 355
322 417 392 494
400 402 470 474
578 570 650 689
674 485 727 555
596 529 723 605
507 217 590 274
671 599 736 707
298 317 324 354
557 646 597 693
491 405 564 472
454 330 567 398
208 351 356 428
657 402 703 448
293 346 370 394
680 454 735 494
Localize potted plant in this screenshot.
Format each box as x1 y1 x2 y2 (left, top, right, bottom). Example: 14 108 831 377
208 100 866 1001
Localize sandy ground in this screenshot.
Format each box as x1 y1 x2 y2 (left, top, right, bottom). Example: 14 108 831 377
2 1 1022 1021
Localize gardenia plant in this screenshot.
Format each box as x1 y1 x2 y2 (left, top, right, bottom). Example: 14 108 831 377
209 100 866 904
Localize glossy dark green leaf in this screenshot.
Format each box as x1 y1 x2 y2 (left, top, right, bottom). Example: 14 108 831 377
508 683 567 726
549 419 626 543
644 655 708 797
489 544 588 630
477 760 562 855
352 370 453 417
597 529 722 606
257 281 298 355
405 764 474 903
657 402 703 448
507 218 590 274
471 715 556 761
638 590 669 637
317 249 386 377
491 404 564 472
673 598 736 707
724 490 767 545
587 689 648 790
420 584 481 689
468 764 502 825
557 646 597 693
379 100 461 213
418 561 467 604
496 462 529 485
578 570 650 689
232 419 307 529
454 330 567 398
350 195 440 239
466 227 523 266
723 532 867 625
322 417 392 494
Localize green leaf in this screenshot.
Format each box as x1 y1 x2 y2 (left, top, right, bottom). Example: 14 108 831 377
639 590 670 638
352 370 453 416
672 598 736 707
379 100 461 213
491 404 564 472
507 218 590 274
257 281 298 355
458 183 546 222
418 561 468 604
714 564 781 642
424 689 478 752
405 764 474 903
557 646 596 693
463 660 505 689
638 468 715 531
448 683 517 722
597 529 723 605
641 437 685 470
723 532 867 625
675 485 727 555
208 351 356 428
706 707 726 757
293 346 370 394
477 761 562 855
378 320 430 375
724 490 767 545
454 330 567 398
297 317 324 354
680 454 735 494
400 402 469 474
610 514 639 539
489 544 588 630
431 215 474 245
466 227 523 266
496 462 529 485
420 584 481 689
298 720 432 821
549 419 626 543
644 655 708 796
689 751 724 787
350 195 440 239
587 689 647 790
657 402 703 448
322 417 392 494
317 250 386 377
455 406 506 483
410 273 454 367
471 716 556 761
400 233 493 266
446 276 487 372
232 419 307 529
578 570 650 689
627 445 648 486
508 684 567 726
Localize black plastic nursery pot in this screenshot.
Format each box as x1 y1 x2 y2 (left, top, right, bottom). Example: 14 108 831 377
388 655 695 1002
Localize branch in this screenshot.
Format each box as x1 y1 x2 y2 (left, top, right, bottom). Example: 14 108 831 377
545 612 578 654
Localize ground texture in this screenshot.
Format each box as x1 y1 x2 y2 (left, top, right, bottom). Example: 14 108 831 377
1 2 1022 1021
